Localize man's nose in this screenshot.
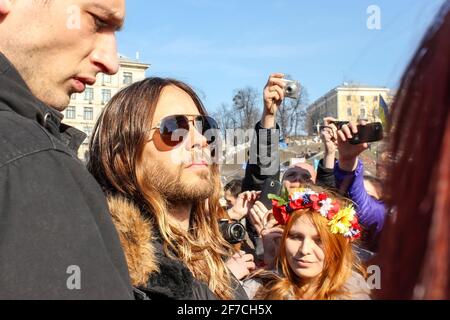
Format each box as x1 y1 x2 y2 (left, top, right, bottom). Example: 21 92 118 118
188 123 208 149
90 33 120 75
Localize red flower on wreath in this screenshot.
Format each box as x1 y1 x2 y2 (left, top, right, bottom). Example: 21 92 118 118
272 200 290 225
289 198 304 211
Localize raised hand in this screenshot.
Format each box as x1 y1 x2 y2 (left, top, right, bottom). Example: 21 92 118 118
261 73 286 128
337 122 369 172
228 191 259 221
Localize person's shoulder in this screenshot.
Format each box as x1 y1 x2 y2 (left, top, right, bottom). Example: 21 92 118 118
0 110 55 166
341 271 372 300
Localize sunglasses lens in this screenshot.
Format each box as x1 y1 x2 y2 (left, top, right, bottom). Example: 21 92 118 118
196 116 219 145
159 115 189 146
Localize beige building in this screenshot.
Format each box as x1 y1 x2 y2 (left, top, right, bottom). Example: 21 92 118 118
307 84 393 135
63 54 150 161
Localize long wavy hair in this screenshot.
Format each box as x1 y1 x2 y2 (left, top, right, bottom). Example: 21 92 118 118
87 77 236 299
255 196 365 300
375 3 450 299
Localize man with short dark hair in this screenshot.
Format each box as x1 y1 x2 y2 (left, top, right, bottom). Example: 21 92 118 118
0 0 133 299
224 179 242 209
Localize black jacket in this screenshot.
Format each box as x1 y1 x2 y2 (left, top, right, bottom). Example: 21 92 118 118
242 121 281 192
316 159 337 191
241 121 280 247
0 53 133 299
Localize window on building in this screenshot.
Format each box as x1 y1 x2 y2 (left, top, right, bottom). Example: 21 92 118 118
102 89 111 104
66 106 76 119
102 74 112 84
374 96 378 102
360 96 365 102
347 95 351 101
84 107 93 120
360 108 366 119
84 88 94 101
347 107 352 117
71 94 77 101
123 72 133 85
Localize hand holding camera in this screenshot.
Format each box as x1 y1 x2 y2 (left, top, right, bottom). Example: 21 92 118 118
283 79 301 100
337 122 383 172
263 73 286 116
262 73 301 129
320 117 339 153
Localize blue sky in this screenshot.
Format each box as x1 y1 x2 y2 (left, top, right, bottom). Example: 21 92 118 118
117 0 445 112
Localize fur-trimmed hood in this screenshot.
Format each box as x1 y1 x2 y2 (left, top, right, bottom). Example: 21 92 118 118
106 194 211 300
107 195 159 288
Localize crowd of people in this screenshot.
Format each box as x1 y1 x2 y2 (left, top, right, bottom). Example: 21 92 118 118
0 0 448 300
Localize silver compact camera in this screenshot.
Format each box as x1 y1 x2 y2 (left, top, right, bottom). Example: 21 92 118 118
283 79 301 100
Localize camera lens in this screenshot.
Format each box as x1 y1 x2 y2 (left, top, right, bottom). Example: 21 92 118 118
219 220 246 244
230 224 245 241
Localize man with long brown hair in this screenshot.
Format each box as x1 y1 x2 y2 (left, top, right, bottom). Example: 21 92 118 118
88 77 254 299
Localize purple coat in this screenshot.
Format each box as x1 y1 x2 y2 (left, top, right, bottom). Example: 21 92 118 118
334 160 386 250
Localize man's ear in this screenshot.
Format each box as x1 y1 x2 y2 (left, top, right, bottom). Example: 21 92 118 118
0 0 12 16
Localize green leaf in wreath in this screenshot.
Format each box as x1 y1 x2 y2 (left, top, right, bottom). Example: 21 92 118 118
268 194 288 206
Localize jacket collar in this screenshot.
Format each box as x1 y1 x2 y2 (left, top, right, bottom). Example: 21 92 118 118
0 52 86 152
106 194 197 299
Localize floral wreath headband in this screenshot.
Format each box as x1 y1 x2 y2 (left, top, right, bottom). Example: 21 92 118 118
269 188 362 241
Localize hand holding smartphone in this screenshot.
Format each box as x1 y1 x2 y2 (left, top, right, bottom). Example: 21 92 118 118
349 122 384 145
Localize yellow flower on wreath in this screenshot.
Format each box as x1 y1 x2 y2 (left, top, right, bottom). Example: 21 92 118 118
328 205 356 235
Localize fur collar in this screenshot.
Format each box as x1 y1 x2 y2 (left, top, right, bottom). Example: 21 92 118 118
107 194 197 299
107 195 159 288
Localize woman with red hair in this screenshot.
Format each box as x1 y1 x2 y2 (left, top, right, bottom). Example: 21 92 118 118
374 2 450 300
244 186 371 300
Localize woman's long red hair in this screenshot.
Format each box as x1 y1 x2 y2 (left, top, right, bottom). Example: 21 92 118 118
374 3 450 299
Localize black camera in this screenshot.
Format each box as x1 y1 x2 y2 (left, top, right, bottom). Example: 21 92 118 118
218 219 246 244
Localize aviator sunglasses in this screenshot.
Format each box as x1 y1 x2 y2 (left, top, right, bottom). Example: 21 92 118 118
149 114 219 147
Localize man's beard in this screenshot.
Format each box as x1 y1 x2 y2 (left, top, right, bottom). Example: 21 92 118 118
141 161 215 203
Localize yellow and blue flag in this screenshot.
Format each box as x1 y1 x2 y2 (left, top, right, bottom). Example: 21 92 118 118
379 95 389 127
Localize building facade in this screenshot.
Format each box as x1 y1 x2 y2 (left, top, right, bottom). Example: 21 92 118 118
63 55 150 161
307 84 393 135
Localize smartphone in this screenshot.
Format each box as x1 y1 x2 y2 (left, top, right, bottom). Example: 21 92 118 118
259 178 283 210
349 122 384 145
331 121 350 130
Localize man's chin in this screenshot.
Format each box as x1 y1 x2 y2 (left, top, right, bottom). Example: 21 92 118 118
180 171 213 197
35 92 70 112
184 167 211 180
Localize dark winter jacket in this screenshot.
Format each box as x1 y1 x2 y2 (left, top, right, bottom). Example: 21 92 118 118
106 195 249 300
242 121 281 192
316 159 337 190
241 121 281 247
0 52 133 299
